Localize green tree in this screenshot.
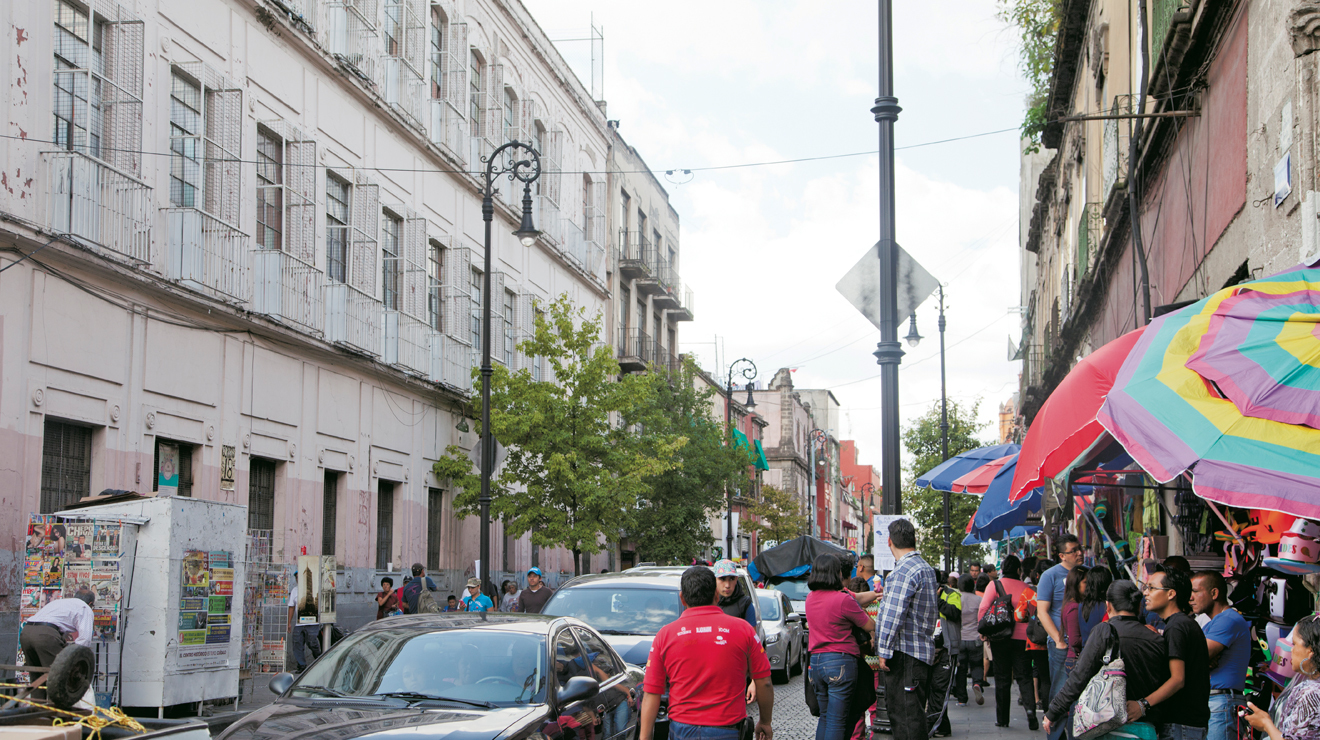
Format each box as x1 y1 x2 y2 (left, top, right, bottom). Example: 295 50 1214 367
743 484 809 546
433 295 685 575
901 400 990 569
628 356 753 565
998 0 1062 150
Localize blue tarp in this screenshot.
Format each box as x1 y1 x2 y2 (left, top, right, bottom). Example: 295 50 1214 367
915 443 1022 492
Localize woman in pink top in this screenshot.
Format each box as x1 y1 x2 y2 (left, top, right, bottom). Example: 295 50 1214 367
976 556 1038 730
806 554 875 740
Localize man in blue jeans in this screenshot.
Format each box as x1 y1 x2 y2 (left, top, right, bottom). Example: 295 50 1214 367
1192 571 1251 740
1036 534 1084 740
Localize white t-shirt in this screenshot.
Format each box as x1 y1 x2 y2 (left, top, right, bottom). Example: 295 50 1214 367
287 585 318 626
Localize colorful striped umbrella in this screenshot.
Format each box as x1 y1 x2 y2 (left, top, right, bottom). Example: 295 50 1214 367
1098 265 1320 519
950 454 1016 494
914 443 1021 492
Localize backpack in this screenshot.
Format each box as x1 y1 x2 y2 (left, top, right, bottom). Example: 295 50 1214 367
1072 623 1128 740
1017 585 1049 647
978 584 1015 641
415 586 442 614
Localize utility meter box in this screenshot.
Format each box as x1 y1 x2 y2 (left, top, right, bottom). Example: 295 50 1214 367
73 497 248 709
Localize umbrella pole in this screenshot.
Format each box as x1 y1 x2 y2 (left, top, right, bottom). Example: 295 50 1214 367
1200 497 1246 550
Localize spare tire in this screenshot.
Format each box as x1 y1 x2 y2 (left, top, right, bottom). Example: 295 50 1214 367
47 644 95 709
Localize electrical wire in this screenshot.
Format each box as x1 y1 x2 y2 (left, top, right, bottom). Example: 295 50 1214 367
827 310 1012 389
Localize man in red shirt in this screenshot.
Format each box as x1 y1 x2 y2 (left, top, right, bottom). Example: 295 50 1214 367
640 566 775 740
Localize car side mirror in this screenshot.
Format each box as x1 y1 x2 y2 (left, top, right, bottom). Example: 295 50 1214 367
558 676 600 706
269 672 295 696
786 613 802 623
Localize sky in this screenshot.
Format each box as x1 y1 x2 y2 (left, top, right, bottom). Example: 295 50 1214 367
523 0 1031 477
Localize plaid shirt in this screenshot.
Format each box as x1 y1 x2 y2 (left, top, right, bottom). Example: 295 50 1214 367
873 551 938 664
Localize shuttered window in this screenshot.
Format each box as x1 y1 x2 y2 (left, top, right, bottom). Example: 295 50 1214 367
323 471 339 557
376 482 395 570
40 419 92 513
248 458 276 530
427 488 443 571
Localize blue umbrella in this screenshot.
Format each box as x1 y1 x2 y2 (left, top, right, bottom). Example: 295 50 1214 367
915 443 1022 492
964 452 1043 542
962 525 1041 546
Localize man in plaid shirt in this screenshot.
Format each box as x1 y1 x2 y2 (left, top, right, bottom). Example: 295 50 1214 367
874 518 939 740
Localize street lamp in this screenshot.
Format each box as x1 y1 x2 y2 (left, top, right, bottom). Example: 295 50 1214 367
478 141 540 599
907 285 949 571
860 481 876 551
725 358 757 560
808 428 828 540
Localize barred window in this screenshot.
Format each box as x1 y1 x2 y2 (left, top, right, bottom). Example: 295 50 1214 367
429 7 446 99
326 174 350 283
40 419 92 514
255 126 283 249
168 72 202 207
469 51 483 131
469 267 482 349
426 488 443 571
427 240 444 331
382 210 402 310
323 471 339 557
502 289 515 366
248 458 276 530
53 0 104 159
376 481 395 571
531 307 545 382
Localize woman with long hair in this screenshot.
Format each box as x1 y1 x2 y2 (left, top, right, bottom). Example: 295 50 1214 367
806 553 876 740
1243 615 1320 740
977 555 1038 729
1077 567 1112 647
1061 566 1089 661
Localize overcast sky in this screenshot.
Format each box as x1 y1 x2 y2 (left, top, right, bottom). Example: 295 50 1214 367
524 0 1030 477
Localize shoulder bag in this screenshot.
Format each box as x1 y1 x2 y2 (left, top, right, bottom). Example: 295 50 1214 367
977 583 1016 641
1072 623 1128 740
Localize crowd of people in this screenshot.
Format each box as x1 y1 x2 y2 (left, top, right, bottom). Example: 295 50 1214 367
369 563 559 619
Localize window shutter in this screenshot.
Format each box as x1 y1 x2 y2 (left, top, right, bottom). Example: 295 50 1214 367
402 209 428 320
283 127 318 264
484 62 504 142
444 22 468 108
521 98 538 151
444 246 472 341
544 125 562 206
102 10 145 176
349 172 380 295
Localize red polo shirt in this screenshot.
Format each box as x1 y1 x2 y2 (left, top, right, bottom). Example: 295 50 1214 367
643 604 771 727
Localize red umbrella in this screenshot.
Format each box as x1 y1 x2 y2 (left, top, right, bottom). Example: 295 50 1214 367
950 455 1015 494
1009 328 1145 503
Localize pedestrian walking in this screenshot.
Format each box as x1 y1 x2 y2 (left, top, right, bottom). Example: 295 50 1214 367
807 554 876 740
639 566 774 740
286 580 323 671
1037 534 1084 740
500 579 520 612
976 572 993 685
953 574 985 706
927 570 961 737
1026 561 1052 715
715 559 757 628
873 518 938 740
978 555 1038 729
1191 570 1251 740
1043 580 1170 737
516 567 555 614
1241 615 1320 740
400 563 438 614
20 586 95 697
1136 569 1209 740
460 577 493 612
375 576 401 619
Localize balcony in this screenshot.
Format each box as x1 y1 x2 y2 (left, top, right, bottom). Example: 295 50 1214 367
44 150 152 263
429 332 474 393
618 230 655 282
562 219 607 286
617 328 651 373
653 262 682 310
382 310 430 376
429 100 468 166
380 57 425 131
670 285 695 322
534 195 563 247
252 248 325 333
165 208 250 303
1103 95 1133 217
324 281 381 356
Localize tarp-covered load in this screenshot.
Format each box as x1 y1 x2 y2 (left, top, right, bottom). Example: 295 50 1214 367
748 535 853 582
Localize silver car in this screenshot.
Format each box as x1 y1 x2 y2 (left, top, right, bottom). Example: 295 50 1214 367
756 588 804 683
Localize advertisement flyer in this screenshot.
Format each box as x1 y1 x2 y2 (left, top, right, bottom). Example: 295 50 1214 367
177 548 235 667
22 516 126 641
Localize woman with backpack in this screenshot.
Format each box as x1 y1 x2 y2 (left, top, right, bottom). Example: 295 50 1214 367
977 555 1039 730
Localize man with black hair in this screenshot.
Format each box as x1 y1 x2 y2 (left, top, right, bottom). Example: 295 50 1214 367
640 566 774 740
1192 570 1251 740
400 563 438 614
874 518 938 740
858 554 877 590
1138 569 1209 740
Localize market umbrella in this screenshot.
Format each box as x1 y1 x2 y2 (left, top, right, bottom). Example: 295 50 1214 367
963 452 1042 541
914 443 1021 492
950 454 1016 494
962 525 1040 546
1098 265 1320 519
1008 328 1145 503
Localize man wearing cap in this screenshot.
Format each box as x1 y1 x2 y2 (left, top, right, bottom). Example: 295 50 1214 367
640 566 774 740
516 567 555 614
714 559 756 628
460 578 494 612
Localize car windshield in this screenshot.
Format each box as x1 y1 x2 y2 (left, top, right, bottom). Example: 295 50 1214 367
290 628 547 706
758 595 781 620
769 579 811 601
543 586 682 635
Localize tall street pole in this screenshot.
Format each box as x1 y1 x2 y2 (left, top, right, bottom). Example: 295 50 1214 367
938 286 950 572
809 429 826 539
872 0 904 516
724 359 757 560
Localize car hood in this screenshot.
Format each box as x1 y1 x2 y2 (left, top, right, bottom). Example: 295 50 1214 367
597 633 656 666
219 700 540 740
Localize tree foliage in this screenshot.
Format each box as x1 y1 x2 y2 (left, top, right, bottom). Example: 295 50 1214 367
743 484 809 546
901 400 990 570
998 0 1062 150
432 295 685 575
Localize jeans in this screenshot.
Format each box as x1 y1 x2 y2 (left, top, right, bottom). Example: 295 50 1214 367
1208 694 1246 740
1159 724 1208 740
1046 642 1069 739
989 639 1036 726
811 652 858 740
670 721 743 740
290 624 323 670
880 651 932 740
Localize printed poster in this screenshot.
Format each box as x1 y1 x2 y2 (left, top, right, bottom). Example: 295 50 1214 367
179 630 206 646
92 523 120 556
63 564 92 597
319 554 337 624
177 548 235 667
65 523 94 561
157 442 180 496
205 624 231 644
211 568 234 596
208 595 231 614
295 556 321 625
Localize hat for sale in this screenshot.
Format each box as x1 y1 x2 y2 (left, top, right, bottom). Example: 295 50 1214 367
713 559 738 578
527 566 544 577
465 577 481 588
1242 510 1293 545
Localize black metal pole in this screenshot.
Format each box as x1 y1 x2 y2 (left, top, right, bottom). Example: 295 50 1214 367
872 0 904 516
724 359 756 559
939 286 950 571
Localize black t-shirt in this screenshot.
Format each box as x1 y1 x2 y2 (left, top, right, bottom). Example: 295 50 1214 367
1158 611 1211 729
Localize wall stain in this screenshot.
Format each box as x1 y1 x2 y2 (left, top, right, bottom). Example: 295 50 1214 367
14 27 28 46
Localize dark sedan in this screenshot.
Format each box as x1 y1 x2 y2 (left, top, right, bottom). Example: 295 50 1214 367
218 613 642 740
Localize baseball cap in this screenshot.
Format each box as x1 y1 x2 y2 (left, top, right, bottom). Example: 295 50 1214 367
713 559 738 578
527 566 544 577
465 577 481 588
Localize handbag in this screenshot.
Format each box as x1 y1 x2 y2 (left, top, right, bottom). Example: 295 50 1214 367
1073 624 1128 740
978 586 1015 641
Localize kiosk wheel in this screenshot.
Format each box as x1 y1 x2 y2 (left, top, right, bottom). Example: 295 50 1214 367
47 645 95 709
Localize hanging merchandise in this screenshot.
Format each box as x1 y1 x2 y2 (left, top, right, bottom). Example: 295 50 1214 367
1263 516 1320 575
1242 510 1294 545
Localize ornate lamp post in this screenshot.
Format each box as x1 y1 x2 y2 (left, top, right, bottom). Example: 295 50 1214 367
905 285 949 570
478 141 541 598
724 358 757 559
861 481 876 550
808 428 828 539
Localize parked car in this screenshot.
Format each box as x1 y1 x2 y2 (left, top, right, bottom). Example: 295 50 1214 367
218 613 641 740
756 587 804 683
621 565 764 642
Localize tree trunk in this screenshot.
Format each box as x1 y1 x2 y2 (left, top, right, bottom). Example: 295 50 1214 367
572 547 582 577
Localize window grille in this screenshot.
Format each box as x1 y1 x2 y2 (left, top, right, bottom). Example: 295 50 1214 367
503 88 518 144
502 288 515 366
468 265 482 349
543 125 562 206
255 121 317 261
381 0 425 128
376 481 395 570
323 471 339 556
426 488 443 571
381 209 402 310
443 245 472 342
152 438 194 498
255 128 284 249
427 14 467 161
530 306 545 382
248 458 276 530
40 419 92 514
325 0 379 80
400 210 428 320
469 51 483 138
426 237 445 331
326 173 351 283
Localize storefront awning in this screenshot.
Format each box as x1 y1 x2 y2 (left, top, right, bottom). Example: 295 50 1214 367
753 440 770 471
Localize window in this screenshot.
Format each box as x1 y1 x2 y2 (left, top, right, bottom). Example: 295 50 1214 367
531 307 545 382
323 471 339 557
383 1 401 57
248 458 276 530
40 419 92 514
573 627 624 678
427 488 443 571
503 88 517 142
326 175 350 283
427 240 444 331
152 438 194 497
429 8 446 99
620 190 631 249
502 289 515 366
376 481 395 571
620 286 630 333
382 210 402 310
469 51 483 132
533 123 546 194
53 1 104 159
255 126 284 249
638 210 647 243
637 298 646 336
469 267 483 348
168 72 202 208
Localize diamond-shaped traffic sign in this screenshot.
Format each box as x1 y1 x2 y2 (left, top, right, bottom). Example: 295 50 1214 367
836 241 940 329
